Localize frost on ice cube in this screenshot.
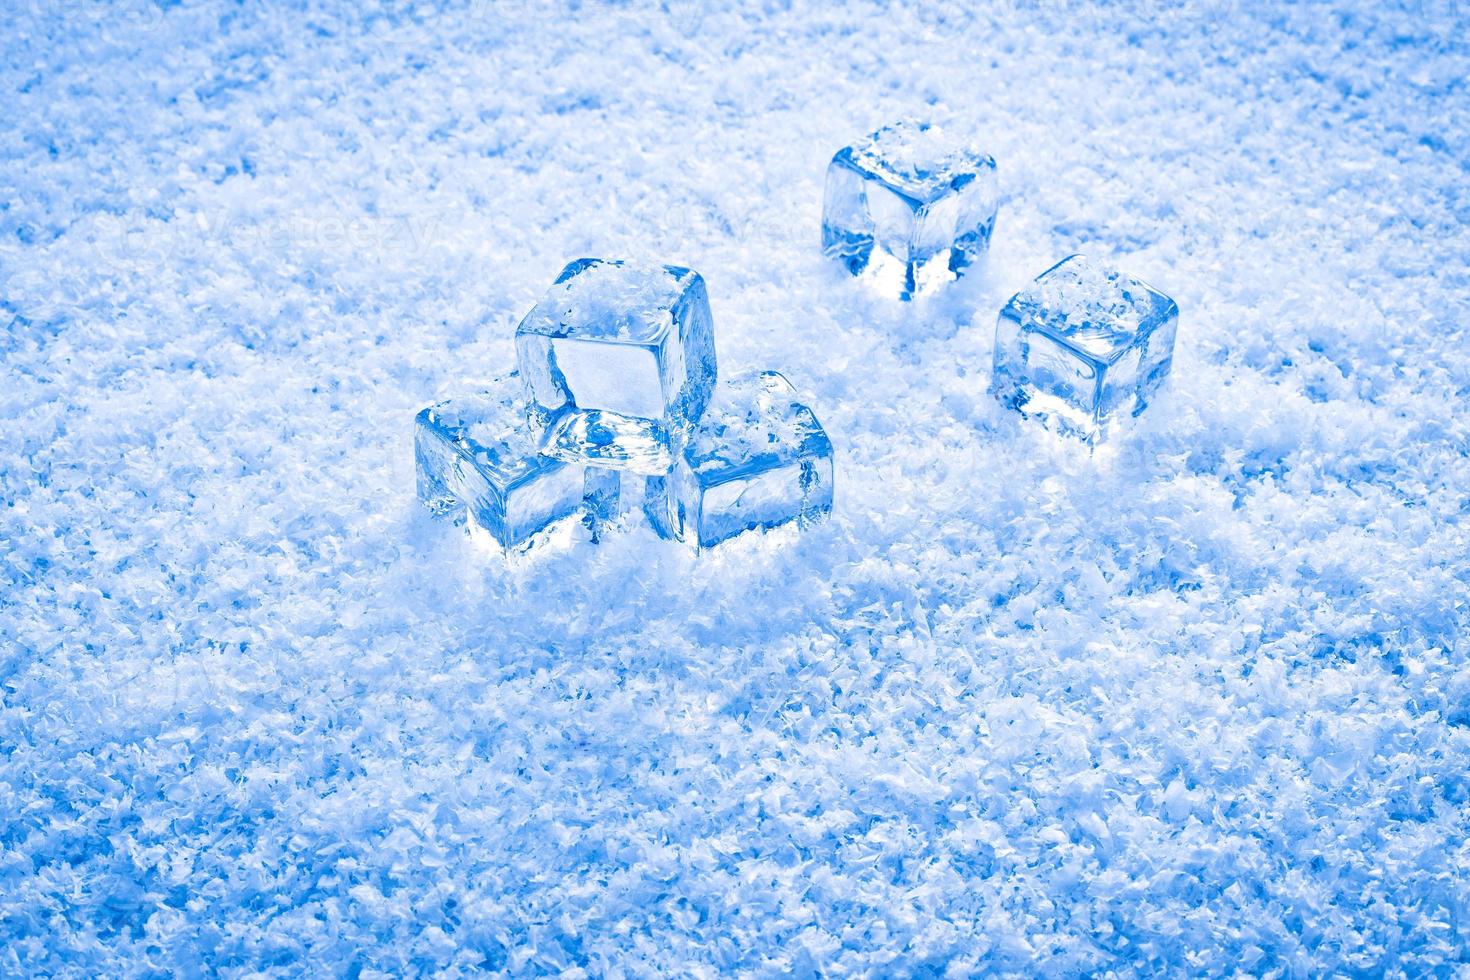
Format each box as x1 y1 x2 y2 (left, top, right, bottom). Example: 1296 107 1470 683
515 258 717 474
645 371 833 549
991 255 1179 443
414 374 599 548
821 121 998 300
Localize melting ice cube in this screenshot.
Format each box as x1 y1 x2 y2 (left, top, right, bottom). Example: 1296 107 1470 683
414 374 606 548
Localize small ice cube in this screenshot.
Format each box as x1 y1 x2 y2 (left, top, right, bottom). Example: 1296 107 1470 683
414 374 597 549
822 121 998 300
645 371 834 549
991 255 1179 443
515 258 717 474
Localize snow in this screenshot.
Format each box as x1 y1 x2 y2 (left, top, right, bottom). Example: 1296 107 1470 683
844 120 995 202
3 0 1469 974
516 259 688 344
684 371 823 476
1013 254 1173 358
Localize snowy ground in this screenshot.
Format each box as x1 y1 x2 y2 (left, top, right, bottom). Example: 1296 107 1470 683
3 0 1470 974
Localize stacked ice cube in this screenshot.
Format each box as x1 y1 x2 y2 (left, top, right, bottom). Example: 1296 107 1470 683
645 371 834 549
413 374 598 549
514 258 717 476
415 259 834 551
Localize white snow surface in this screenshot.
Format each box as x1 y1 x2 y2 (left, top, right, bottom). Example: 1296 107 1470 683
3 0 1470 974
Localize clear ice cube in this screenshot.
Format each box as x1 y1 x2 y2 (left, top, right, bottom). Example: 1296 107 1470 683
821 121 998 300
644 371 834 549
414 374 597 548
991 255 1179 443
515 258 717 474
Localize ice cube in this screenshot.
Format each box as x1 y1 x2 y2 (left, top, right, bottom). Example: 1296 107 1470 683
645 371 834 549
414 374 599 549
991 255 1179 443
515 258 717 474
821 121 998 300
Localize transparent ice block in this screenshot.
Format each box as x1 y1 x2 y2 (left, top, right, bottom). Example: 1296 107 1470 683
822 121 998 300
645 371 834 549
991 255 1179 443
515 258 717 474
414 374 597 548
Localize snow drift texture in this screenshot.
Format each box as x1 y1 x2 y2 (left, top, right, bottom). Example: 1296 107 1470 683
3 0 1469 974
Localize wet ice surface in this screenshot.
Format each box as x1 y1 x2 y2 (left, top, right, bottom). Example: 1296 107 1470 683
1012 254 1176 358
516 257 691 345
6 1 1470 975
845 120 996 203
541 407 677 475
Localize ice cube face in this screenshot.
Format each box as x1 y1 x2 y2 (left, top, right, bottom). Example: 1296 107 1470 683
822 121 998 300
991 255 1179 443
581 466 624 542
645 371 834 549
515 258 717 474
414 374 596 549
